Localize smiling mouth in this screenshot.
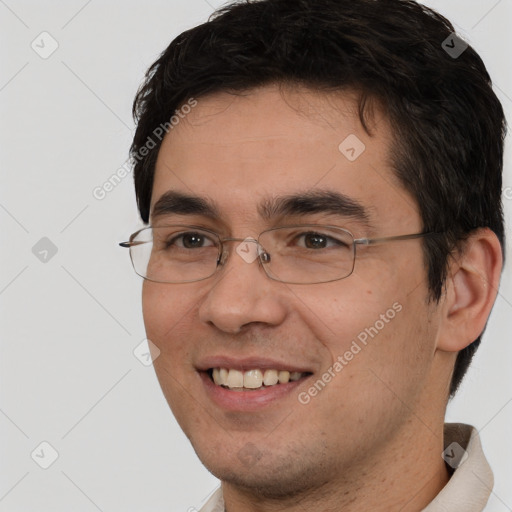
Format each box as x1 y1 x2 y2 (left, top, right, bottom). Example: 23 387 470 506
207 368 312 391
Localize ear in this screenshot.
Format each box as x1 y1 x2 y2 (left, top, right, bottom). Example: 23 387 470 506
436 228 503 353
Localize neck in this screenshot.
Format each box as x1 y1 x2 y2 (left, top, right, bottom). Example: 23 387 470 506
221 421 450 512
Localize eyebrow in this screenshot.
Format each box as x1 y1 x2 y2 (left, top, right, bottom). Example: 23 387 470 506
152 191 221 220
259 190 372 225
151 189 373 227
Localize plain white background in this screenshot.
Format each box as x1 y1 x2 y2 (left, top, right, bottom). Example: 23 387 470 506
1 1 511 510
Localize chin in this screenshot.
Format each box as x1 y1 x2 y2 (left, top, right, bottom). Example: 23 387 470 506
195 443 332 500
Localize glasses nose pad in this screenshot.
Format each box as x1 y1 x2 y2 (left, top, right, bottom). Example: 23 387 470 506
217 248 227 267
257 245 271 263
216 239 268 267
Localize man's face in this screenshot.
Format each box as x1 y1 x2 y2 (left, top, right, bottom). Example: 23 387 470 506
143 85 444 496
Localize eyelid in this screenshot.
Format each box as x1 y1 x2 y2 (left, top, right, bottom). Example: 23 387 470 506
152 215 229 235
165 230 217 248
153 222 361 242
293 230 350 246
152 223 219 235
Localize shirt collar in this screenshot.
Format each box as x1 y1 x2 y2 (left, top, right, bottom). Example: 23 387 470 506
421 423 493 512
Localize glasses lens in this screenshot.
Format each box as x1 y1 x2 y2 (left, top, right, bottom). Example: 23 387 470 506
130 226 220 283
259 225 355 284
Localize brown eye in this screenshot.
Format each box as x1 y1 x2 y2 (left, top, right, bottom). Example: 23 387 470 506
181 233 207 248
304 233 328 249
294 231 348 249
165 232 216 249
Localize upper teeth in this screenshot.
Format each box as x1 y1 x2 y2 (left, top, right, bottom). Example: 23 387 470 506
212 368 305 390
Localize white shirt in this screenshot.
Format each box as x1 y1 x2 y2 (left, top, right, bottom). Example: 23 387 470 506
199 423 493 512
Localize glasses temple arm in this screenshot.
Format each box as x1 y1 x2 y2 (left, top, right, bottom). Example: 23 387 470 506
354 232 438 246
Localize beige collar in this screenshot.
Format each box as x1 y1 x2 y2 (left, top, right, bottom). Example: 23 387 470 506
421 423 493 512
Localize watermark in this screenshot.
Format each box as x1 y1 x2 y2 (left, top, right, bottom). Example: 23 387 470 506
133 338 161 367
92 159 132 201
236 238 260 263
298 301 403 405
32 237 58 263
339 133 366 162
442 441 468 469
503 187 512 201
31 31 59 59
31 441 59 469
237 442 263 468
441 32 468 59
92 98 198 200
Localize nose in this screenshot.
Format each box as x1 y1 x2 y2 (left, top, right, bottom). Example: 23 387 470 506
216 237 271 267
198 238 287 334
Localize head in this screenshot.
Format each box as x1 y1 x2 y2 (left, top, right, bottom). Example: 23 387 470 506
128 0 505 500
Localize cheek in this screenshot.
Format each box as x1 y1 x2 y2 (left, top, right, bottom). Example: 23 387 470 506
292 263 430 374
141 283 202 390
142 283 199 420
294 285 434 429
290 282 393 361
142 282 199 341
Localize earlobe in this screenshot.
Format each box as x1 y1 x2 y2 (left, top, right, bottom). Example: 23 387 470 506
437 228 503 353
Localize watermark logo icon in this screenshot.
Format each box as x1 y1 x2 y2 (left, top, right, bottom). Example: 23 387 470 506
441 33 468 59
31 441 59 469
237 442 262 468
133 338 161 366
31 32 59 59
236 238 259 263
32 237 58 263
442 441 468 469
339 134 366 162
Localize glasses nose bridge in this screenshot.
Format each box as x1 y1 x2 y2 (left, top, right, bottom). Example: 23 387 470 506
217 236 268 267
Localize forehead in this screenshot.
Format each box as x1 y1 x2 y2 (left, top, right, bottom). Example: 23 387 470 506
151 84 419 232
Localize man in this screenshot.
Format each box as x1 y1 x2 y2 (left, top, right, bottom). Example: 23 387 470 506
121 0 506 510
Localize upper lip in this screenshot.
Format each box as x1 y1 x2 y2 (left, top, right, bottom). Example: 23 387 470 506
196 356 313 373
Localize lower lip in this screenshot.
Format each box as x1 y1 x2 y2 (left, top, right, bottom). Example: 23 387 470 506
199 371 310 412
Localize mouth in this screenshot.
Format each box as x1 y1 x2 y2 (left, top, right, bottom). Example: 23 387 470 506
197 361 314 412
207 367 312 391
